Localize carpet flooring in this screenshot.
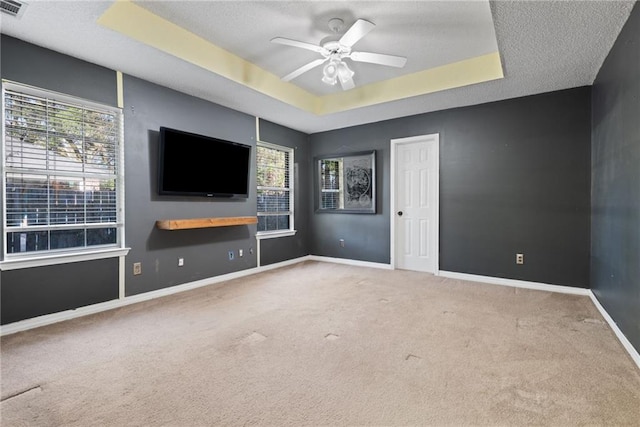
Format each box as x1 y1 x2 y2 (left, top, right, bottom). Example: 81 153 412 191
1 261 639 426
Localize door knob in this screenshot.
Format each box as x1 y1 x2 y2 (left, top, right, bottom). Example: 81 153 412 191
397 211 403 216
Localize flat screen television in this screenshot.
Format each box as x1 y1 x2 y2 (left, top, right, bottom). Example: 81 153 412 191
158 126 251 198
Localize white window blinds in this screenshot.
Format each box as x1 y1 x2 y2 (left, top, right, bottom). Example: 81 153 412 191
2 82 123 256
256 142 293 234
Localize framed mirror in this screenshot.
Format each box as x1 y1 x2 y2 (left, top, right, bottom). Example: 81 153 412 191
316 150 376 213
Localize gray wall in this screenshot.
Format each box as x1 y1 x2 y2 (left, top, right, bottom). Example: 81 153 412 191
1 259 119 324
309 88 592 288
0 35 121 323
0 36 310 322
309 125 390 264
591 2 640 352
123 75 258 296
0 36 118 107
258 119 310 265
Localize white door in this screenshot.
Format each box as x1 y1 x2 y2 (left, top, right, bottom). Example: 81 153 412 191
391 134 439 273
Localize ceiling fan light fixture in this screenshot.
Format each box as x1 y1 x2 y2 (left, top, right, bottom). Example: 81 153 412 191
337 61 354 84
321 74 337 86
322 60 340 85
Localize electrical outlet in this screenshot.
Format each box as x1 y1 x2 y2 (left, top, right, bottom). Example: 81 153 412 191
239 249 243 257
339 239 345 248
178 258 184 267
133 262 142 275
228 251 234 261
516 253 524 265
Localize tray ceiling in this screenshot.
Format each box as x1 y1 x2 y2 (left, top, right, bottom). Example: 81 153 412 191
0 1 635 133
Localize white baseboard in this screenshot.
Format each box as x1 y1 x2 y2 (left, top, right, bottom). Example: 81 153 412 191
258 255 313 271
438 270 591 296
1 255 389 336
0 298 133 337
588 291 640 370
3 258 638 373
438 270 639 370
1 256 312 337
308 255 393 270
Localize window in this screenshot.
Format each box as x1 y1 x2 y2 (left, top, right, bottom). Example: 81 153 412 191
256 141 295 237
316 150 376 213
2 81 124 262
320 158 342 209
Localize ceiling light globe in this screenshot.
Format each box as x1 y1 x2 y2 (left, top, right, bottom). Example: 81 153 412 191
323 62 338 78
337 61 355 83
322 74 338 85
322 60 340 85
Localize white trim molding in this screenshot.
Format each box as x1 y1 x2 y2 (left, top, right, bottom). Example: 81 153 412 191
1 262 265 336
439 270 639 370
589 291 640 370
0 247 131 271
0 256 310 336
439 270 591 295
308 255 393 270
2 256 638 373
259 255 312 272
0 255 393 336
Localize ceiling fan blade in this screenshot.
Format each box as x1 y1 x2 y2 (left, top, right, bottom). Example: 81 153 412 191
349 51 407 68
339 76 355 91
339 19 375 48
271 37 327 54
281 58 328 82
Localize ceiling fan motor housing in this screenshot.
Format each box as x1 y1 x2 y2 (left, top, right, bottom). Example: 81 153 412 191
322 41 351 58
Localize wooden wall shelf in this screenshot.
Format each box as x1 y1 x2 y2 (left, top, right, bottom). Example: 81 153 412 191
156 216 257 230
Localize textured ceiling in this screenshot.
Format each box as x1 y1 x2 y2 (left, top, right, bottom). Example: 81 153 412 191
0 1 635 134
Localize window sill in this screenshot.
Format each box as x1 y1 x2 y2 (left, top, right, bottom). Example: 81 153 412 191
0 247 131 271
256 230 297 240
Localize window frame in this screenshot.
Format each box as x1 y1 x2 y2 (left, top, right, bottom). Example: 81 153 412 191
256 140 296 240
319 158 344 210
315 150 377 214
0 80 128 270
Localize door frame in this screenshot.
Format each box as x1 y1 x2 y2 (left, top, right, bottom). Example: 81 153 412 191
390 133 440 272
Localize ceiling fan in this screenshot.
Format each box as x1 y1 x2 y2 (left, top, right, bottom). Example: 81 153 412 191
271 18 407 91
